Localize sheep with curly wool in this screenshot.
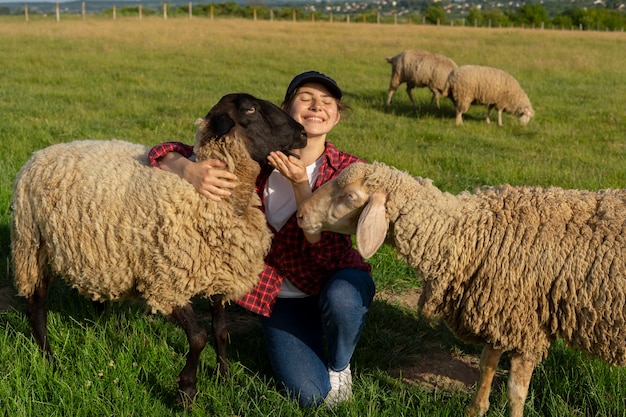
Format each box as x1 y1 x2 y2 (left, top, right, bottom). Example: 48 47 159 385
386 49 458 109
442 65 535 126
296 161 626 417
11 93 307 407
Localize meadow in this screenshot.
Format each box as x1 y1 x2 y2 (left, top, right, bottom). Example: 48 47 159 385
0 16 625 416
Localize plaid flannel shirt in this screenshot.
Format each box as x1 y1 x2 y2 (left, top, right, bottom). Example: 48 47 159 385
148 141 371 317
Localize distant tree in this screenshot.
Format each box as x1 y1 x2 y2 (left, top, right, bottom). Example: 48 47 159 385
518 3 550 26
467 7 484 26
483 8 511 27
551 13 574 29
422 4 447 25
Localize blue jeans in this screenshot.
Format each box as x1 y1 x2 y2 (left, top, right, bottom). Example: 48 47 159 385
260 268 375 407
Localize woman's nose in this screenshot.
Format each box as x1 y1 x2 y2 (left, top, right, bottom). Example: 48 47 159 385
309 99 321 110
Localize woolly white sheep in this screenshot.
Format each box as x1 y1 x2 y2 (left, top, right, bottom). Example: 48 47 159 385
296 161 626 417
386 49 458 109
442 65 535 126
11 93 307 407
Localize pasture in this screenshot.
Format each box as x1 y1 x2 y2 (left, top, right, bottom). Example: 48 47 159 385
0 17 625 416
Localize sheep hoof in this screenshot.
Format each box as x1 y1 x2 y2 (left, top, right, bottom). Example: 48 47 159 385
176 387 197 409
215 361 229 380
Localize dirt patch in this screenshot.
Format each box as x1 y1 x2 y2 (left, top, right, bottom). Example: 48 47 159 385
376 288 493 393
388 350 481 392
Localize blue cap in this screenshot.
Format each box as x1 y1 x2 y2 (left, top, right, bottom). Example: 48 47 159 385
284 71 343 103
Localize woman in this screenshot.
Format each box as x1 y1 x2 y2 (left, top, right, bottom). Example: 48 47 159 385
148 71 375 407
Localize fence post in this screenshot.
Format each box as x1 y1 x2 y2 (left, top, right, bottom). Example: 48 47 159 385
329 11 332 23
210 4 213 20
188 2 192 19
270 8 273 21
81 1 85 19
292 9 296 22
139 4 142 19
254 8 257 21
55 2 60 21
112 5 116 19
162 4 167 19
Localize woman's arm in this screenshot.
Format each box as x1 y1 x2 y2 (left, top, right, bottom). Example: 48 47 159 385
157 152 238 202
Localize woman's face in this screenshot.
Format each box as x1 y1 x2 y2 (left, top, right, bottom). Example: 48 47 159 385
287 83 341 139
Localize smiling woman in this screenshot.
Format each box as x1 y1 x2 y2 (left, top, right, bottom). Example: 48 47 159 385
148 70 376 408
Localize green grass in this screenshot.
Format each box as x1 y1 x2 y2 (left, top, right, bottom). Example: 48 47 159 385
0 16 625 416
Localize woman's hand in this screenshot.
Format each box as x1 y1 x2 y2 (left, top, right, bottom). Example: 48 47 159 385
267 151 307 184
268 151 321 244
158 152 237 202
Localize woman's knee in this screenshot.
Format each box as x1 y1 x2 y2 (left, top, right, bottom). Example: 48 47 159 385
323 269 375 308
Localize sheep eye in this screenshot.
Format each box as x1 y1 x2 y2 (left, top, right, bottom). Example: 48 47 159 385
244 107 257 115
345 192 359 206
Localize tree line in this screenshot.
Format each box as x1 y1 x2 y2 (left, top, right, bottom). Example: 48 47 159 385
1 1 624 31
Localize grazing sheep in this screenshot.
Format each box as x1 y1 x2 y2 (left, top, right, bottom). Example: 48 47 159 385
296 161 626 417
11 93 307 407
442 65 535 126
386 49 458 109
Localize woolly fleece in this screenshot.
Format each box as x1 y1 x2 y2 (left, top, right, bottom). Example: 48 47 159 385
337 162 626 364
11 137 270 315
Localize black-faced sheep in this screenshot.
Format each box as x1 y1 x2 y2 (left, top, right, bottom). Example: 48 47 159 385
296 161 626 417
11 93 307 407
386 49 458 109
442 65 535 126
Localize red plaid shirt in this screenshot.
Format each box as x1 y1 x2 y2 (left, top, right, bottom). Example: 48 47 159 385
148 141 371 317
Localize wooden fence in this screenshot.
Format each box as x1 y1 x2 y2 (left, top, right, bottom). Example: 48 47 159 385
17 2 626 32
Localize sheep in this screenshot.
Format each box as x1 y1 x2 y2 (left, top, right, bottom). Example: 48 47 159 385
442 65 535 126
11 93 307 407
386 49 458 109
296 161 626 417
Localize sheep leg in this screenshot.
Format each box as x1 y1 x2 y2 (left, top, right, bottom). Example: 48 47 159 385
466 344 503 417
28 271 54 361
486 105 494 124
433 92 441 109
507 354 536 417
210 295 229 377
455 110 464 125
497 109 504 127
170 304 208 408
406 85 417 107
385 88 396 106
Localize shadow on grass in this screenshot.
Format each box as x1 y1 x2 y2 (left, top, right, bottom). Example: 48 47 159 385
348 89 457 121
1 268 486 407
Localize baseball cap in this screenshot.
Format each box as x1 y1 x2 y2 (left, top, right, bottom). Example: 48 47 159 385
283 71 343 103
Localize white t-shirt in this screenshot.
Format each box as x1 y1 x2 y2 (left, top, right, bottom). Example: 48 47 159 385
264 157 322 298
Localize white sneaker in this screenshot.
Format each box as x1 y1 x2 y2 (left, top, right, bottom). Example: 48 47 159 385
324 364 352 406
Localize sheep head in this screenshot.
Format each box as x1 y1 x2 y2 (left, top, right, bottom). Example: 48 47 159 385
194 93 307 164
516 103 535 126
297 162 390 258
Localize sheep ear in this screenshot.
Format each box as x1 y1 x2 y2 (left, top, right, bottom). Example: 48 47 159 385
356 191 388 259
212 113 236 139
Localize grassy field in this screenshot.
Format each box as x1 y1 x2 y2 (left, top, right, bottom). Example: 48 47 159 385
0 17 625 416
